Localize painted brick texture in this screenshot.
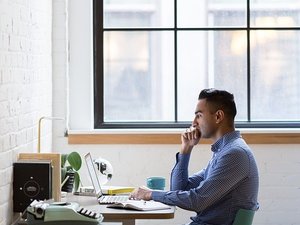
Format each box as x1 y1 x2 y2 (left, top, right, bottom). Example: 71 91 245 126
0 0 52 224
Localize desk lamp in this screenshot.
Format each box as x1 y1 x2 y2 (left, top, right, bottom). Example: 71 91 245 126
37 116 65 153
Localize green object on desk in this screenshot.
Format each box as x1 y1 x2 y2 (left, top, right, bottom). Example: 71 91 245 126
61 152 82 192
26 201 103 225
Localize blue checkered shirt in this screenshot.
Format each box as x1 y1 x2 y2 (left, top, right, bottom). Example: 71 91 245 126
152 131 259 225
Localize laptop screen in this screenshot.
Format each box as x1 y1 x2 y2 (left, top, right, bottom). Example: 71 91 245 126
85 153 102 196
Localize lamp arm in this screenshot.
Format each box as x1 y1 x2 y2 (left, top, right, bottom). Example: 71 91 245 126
37 116 65 153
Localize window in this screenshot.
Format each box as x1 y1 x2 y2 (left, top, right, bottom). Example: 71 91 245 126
94 0 300 129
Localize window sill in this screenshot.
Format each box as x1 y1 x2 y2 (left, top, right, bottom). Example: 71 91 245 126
68 129 300 144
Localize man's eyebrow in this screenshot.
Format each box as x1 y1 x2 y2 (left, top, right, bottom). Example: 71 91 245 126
195 110 202 115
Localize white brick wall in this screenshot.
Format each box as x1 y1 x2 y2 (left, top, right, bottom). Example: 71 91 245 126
0 0 52 224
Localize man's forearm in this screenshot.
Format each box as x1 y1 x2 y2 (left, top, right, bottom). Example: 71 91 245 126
170 153 191 191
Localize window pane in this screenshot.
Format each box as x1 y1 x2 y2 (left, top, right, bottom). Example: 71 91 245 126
96 1 300 128
177 0 246 27
104 0 174 28
103 31 175 122
250 1 300 27
251 30 300 121
177 31 248 122
177 31 208 121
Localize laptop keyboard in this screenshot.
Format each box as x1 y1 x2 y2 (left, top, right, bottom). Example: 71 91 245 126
99 195 129 204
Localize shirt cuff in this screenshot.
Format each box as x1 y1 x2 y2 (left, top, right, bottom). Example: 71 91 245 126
151 190 166 201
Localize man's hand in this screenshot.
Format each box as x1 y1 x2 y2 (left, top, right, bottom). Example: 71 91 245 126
181 127 201 154
129 186 153 201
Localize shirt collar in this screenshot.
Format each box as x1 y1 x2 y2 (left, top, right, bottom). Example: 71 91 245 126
211 130 241 153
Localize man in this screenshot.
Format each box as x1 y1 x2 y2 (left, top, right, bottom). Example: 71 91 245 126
130 88 259 225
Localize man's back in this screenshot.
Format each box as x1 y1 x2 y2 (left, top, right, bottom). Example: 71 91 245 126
191 132 259 225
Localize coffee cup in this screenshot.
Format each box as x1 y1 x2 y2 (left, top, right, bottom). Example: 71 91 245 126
146 176 166 190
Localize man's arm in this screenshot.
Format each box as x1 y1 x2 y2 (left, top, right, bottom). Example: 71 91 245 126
170 127 203 190
130 127 202 201
170 152 206 191
129 153 206 201
152 149 250 212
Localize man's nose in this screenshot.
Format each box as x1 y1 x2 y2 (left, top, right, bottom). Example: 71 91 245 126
192 118 198 127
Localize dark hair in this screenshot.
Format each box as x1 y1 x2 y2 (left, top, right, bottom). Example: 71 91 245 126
198 88 237 120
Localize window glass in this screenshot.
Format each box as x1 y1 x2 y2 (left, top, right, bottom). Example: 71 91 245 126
177 0 246 27
250 1 300 27
104 0 174 28
103 31 175 122
177 31 247 121
251 30 300 121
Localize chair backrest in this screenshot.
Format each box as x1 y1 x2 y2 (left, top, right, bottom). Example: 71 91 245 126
232 209 255 225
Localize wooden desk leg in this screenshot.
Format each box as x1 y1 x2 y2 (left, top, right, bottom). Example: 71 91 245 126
122 220 135 225
102 219 135 225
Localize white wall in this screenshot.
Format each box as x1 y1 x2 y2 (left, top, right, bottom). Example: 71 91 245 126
67 0 93 130
0 0 53 224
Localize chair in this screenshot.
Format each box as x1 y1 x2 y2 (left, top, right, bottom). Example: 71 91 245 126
232 208 255 225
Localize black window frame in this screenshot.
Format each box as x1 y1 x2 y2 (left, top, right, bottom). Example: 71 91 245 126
94 0 300 129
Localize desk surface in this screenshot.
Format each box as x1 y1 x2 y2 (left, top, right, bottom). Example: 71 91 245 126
67 194 175 221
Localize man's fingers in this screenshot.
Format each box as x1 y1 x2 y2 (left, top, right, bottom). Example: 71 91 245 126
183 127 198 140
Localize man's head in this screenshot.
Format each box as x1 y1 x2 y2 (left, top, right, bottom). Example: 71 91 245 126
193 88 237 139
198 88 237 120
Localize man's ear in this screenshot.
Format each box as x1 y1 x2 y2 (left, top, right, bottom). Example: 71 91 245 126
215 110 225 124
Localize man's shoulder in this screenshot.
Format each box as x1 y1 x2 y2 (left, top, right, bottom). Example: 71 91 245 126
222 134 249 149
221 138 253 159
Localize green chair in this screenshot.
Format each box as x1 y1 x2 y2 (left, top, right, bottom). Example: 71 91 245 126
232 208 255 225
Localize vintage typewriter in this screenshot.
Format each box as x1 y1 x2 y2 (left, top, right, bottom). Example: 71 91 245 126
24 200 103 225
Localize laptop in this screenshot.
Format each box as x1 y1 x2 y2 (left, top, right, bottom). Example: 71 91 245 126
84 152 129 204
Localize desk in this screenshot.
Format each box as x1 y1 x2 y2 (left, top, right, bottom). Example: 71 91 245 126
68 194 175 225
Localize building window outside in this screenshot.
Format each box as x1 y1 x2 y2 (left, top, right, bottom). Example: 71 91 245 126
94 0 300 129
